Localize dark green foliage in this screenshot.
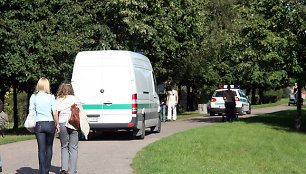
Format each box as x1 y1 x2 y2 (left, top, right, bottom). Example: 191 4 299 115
0 0 304 127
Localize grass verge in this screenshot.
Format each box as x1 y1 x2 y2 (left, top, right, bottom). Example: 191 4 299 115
251 98 289 109
0 128 35 145
132 107 306 174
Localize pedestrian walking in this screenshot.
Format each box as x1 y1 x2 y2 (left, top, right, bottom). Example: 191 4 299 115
29 77 60 174
223 85 236 121
56 81 89 174
167 85 179 121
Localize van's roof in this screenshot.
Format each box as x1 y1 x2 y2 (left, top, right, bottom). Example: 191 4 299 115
75 50 152 70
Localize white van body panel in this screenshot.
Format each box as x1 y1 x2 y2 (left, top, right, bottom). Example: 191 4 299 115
71 50 160 134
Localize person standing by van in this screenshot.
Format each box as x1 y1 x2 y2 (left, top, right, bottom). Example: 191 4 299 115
167 85 179 121
56 81 89 174
29 78 59 174
159 90 167 122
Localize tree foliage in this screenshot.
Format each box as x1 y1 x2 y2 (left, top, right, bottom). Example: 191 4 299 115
0 0 305 127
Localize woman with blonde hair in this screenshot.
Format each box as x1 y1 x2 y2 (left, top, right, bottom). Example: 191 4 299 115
29 77 59 174
56 80 89 174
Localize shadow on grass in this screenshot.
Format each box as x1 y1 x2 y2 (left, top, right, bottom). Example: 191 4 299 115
4 127 33 135
240 109 306 133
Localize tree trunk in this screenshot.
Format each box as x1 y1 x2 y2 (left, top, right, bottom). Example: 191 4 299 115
187 85 191 111
295 84 302 130
258 88 264 104
13 83 18 129
251 87 256 105
177 84 181 113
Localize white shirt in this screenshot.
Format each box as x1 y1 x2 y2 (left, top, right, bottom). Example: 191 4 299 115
168 90 177 104
59 107 71 123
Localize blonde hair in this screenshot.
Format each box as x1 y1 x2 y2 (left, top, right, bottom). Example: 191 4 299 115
57 80 74 99
35 77 51 94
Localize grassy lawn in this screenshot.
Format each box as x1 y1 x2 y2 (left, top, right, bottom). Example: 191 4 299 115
251 98 289 109
132 107 306 174
0 128 35 145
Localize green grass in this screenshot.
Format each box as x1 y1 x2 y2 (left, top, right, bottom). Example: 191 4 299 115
178 111 207 119
251 98 289 109
0 128 35 145
132 107 306 174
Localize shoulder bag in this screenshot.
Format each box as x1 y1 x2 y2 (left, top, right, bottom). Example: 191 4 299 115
24 95 36 133
69 104 80 129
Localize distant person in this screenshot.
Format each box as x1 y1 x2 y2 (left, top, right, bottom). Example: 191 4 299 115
223 85 236 121
0 99 3 172
292 83 298 99
29 78 59 174
56 81 89 174
159 90 167 122
167 85 179 121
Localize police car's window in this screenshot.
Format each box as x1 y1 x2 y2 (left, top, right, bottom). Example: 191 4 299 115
214 91 224 97
213 90 237 97
239 90 246 98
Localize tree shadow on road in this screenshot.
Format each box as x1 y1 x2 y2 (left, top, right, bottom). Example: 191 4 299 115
15 165 61 174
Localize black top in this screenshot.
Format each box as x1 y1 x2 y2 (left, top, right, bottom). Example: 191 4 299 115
159 94 167 105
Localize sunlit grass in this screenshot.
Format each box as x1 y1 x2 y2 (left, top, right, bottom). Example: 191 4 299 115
132 107 306 174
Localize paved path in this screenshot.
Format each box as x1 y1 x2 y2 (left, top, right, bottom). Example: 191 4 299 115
0 103 295 174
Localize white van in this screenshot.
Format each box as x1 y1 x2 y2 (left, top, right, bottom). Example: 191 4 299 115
71 50 161 139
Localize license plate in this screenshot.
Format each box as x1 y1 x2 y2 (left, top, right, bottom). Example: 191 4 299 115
88 117 99 122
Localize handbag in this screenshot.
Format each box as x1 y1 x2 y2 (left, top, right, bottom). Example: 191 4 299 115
69 104 80 129
24 95 36 133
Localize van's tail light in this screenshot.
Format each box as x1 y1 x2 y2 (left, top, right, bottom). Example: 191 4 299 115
132 94 138 114
235 97 240 101
211 98 216 102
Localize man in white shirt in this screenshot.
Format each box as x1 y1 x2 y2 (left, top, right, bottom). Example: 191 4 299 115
167 85 179 121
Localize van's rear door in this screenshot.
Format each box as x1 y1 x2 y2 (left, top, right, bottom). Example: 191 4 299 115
72 52 133 124
72 66 104 122
99 65 132 123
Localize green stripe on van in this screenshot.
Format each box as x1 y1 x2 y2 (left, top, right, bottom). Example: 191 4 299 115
83 104 132 110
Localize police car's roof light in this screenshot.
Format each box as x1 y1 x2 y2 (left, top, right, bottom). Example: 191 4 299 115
219 85 240 89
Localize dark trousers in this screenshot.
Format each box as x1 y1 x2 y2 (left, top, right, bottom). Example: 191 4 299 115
225 102 235 121
35 121 55 174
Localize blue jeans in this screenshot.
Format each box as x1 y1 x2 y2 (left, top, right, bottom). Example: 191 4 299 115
35 121 55 174
0 154 2 172
160 105 166 121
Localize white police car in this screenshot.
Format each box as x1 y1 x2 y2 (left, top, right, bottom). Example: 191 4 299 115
208 85 251 116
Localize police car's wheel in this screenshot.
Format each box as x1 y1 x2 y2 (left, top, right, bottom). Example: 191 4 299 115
246 110 251 114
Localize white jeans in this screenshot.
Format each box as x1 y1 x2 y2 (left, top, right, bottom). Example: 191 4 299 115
167 103 177 120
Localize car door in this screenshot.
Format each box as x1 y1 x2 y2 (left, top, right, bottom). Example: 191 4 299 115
239 90 249 112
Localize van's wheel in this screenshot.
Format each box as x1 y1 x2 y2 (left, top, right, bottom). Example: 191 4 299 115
139 118 145 139
151 117 161 133
133 116 145 140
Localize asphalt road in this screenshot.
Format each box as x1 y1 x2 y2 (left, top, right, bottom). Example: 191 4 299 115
0 103 296 174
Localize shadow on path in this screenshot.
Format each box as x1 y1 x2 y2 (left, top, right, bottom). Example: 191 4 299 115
15 165 61 174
